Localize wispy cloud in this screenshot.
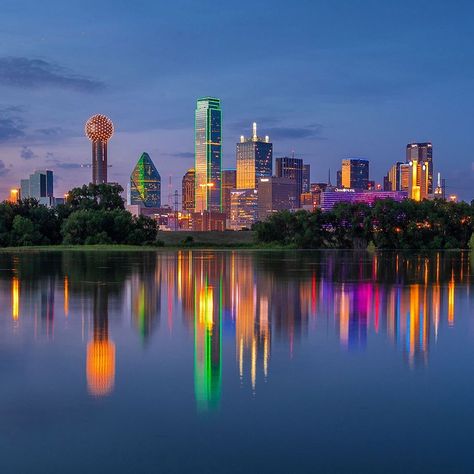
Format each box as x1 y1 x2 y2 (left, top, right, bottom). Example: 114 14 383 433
45 152 84 169
167 151 194 159
20 146 38 160
266 124 325 140
0 57 105 92
0 160 10 177
0 106 25 142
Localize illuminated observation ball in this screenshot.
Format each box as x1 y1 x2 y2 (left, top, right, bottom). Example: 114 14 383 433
85 114 114 142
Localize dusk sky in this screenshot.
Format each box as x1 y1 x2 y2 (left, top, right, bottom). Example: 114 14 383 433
1 0 473 201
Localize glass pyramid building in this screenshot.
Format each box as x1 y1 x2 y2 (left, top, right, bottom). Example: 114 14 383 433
129 152 161 208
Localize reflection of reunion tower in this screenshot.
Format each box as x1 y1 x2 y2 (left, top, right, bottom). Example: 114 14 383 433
85 114 114 184
86 284 116 397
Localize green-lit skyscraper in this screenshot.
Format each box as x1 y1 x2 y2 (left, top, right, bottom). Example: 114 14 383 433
129 152 161 208
195 97 222 212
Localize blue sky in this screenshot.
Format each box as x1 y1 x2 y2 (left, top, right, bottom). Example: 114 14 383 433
0 0 473 201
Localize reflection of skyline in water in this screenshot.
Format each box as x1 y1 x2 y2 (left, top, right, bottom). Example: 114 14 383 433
0 250 471 405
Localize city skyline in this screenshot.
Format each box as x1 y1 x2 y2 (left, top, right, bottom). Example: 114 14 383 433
0 0 473 201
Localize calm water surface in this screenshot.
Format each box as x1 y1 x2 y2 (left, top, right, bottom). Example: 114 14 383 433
0 250 473 474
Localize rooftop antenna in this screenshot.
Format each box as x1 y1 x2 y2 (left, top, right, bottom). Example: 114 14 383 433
328 168 332 186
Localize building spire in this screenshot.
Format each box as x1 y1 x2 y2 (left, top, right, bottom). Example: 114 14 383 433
252 122 257 140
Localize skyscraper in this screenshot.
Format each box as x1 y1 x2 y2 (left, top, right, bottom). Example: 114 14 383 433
302 164 311 193
236 122 272 189
258 177 298 221
275 156 304 206
85 114 114 185
407 159 429 201
182 168 195 212
222 169 236 219
195 97 222 212
341 159 369 190
406 143 433 195
129 152 161 208
20 170 54 202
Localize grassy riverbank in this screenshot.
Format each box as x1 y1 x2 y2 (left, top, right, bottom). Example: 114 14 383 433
0 231 259 252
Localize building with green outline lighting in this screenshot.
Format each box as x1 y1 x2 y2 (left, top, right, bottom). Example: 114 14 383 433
194 97 222 212
129 152 161 208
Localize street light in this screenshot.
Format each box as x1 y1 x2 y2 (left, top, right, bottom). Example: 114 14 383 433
199 183 214 230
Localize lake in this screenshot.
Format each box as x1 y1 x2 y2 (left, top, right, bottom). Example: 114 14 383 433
0 249 473 473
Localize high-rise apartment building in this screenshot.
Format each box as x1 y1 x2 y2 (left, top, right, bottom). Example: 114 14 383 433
275 156 304 206
257 177 298 221
85 114 114 185
236 123 272 189
195 97 222 212
129 152 161 208
221 169 236 219
182 169 195 212
341 159 369 190
302 164 311 193
406 143 433 195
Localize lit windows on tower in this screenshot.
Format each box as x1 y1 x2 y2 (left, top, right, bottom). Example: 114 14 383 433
129 152 161 208
195 97 222 212
236 122 272 190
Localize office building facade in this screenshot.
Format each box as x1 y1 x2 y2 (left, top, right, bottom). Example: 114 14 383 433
258 177 298 221
320 189 407 212
195 97 222 212
182 169 195 212
230 189 258 230
275 156 304 206
406 143 433 195
236 123 272 190
302 164 311 193
222 169 236 219
341 159 369 190
129 152 161 208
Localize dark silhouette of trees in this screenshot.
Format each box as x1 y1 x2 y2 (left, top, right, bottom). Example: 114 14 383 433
254 199 474 249
0 184 158 247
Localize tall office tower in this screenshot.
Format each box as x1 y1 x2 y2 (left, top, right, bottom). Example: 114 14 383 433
257 177 298 221
275 156 304 206
406 143 433 194
341 158 369 190
229 189 258 230
236 122 272 189
407 159 429 201
195 97 222 212
302 164 311 193
182 168 195 212
129 152 161 208
336 170 342 188
386 162 405 191
399 163 410 192
20 178 31 199
29 170 54 199
19 170 54 205
222 169 236 219
85 114 114 185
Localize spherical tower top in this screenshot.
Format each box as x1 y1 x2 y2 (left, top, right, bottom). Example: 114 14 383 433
85 114 114 142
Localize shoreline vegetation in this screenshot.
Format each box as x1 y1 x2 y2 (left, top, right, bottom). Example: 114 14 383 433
1 184 473 251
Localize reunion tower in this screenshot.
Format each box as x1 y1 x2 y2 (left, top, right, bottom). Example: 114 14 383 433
85 114 114 184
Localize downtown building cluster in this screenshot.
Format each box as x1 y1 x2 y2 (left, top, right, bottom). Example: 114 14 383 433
8 100 453 231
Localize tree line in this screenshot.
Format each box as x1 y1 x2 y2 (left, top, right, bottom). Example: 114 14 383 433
0 184 158 246
254 199 474 250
